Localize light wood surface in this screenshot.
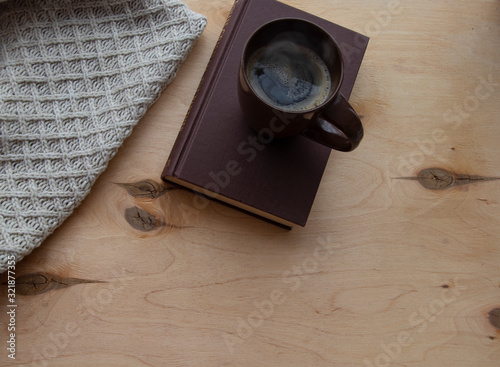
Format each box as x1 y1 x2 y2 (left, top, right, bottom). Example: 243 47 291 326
1 1 499 366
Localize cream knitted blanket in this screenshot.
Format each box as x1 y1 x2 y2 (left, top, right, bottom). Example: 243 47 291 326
0 0 206 272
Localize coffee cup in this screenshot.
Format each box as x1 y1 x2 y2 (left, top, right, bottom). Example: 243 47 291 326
238 18 363 151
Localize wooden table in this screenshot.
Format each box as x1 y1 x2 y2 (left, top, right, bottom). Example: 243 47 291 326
2 0 499 366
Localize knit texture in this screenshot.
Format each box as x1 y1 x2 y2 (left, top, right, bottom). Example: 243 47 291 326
0 0 206 272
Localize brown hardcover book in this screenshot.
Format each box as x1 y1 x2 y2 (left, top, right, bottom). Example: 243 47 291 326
161 0 369 228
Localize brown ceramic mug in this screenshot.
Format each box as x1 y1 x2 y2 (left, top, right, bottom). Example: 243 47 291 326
238 18 363 151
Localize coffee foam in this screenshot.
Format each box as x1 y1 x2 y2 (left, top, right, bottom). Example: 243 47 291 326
246 40 331 112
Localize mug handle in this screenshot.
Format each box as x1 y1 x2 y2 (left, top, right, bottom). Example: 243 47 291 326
301 93 363 151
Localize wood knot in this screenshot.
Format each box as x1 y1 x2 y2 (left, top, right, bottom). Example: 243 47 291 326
417 168 455 189
116 180 178 199
396 167 500 190
14 273 104 295
124 206 165 232
488 308 500 330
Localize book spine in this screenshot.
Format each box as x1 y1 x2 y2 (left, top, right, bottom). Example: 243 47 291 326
162 0 251 179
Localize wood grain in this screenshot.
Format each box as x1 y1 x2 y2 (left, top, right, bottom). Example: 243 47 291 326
0 1 499 366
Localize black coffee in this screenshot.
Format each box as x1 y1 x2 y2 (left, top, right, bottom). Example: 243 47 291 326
246 38 331 112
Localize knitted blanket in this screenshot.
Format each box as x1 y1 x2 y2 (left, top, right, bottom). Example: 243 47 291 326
0 0 206 272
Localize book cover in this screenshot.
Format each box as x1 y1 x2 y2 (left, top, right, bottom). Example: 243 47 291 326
161 0 369 228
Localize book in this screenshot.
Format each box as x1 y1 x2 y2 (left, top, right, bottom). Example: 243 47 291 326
161 0 369 228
